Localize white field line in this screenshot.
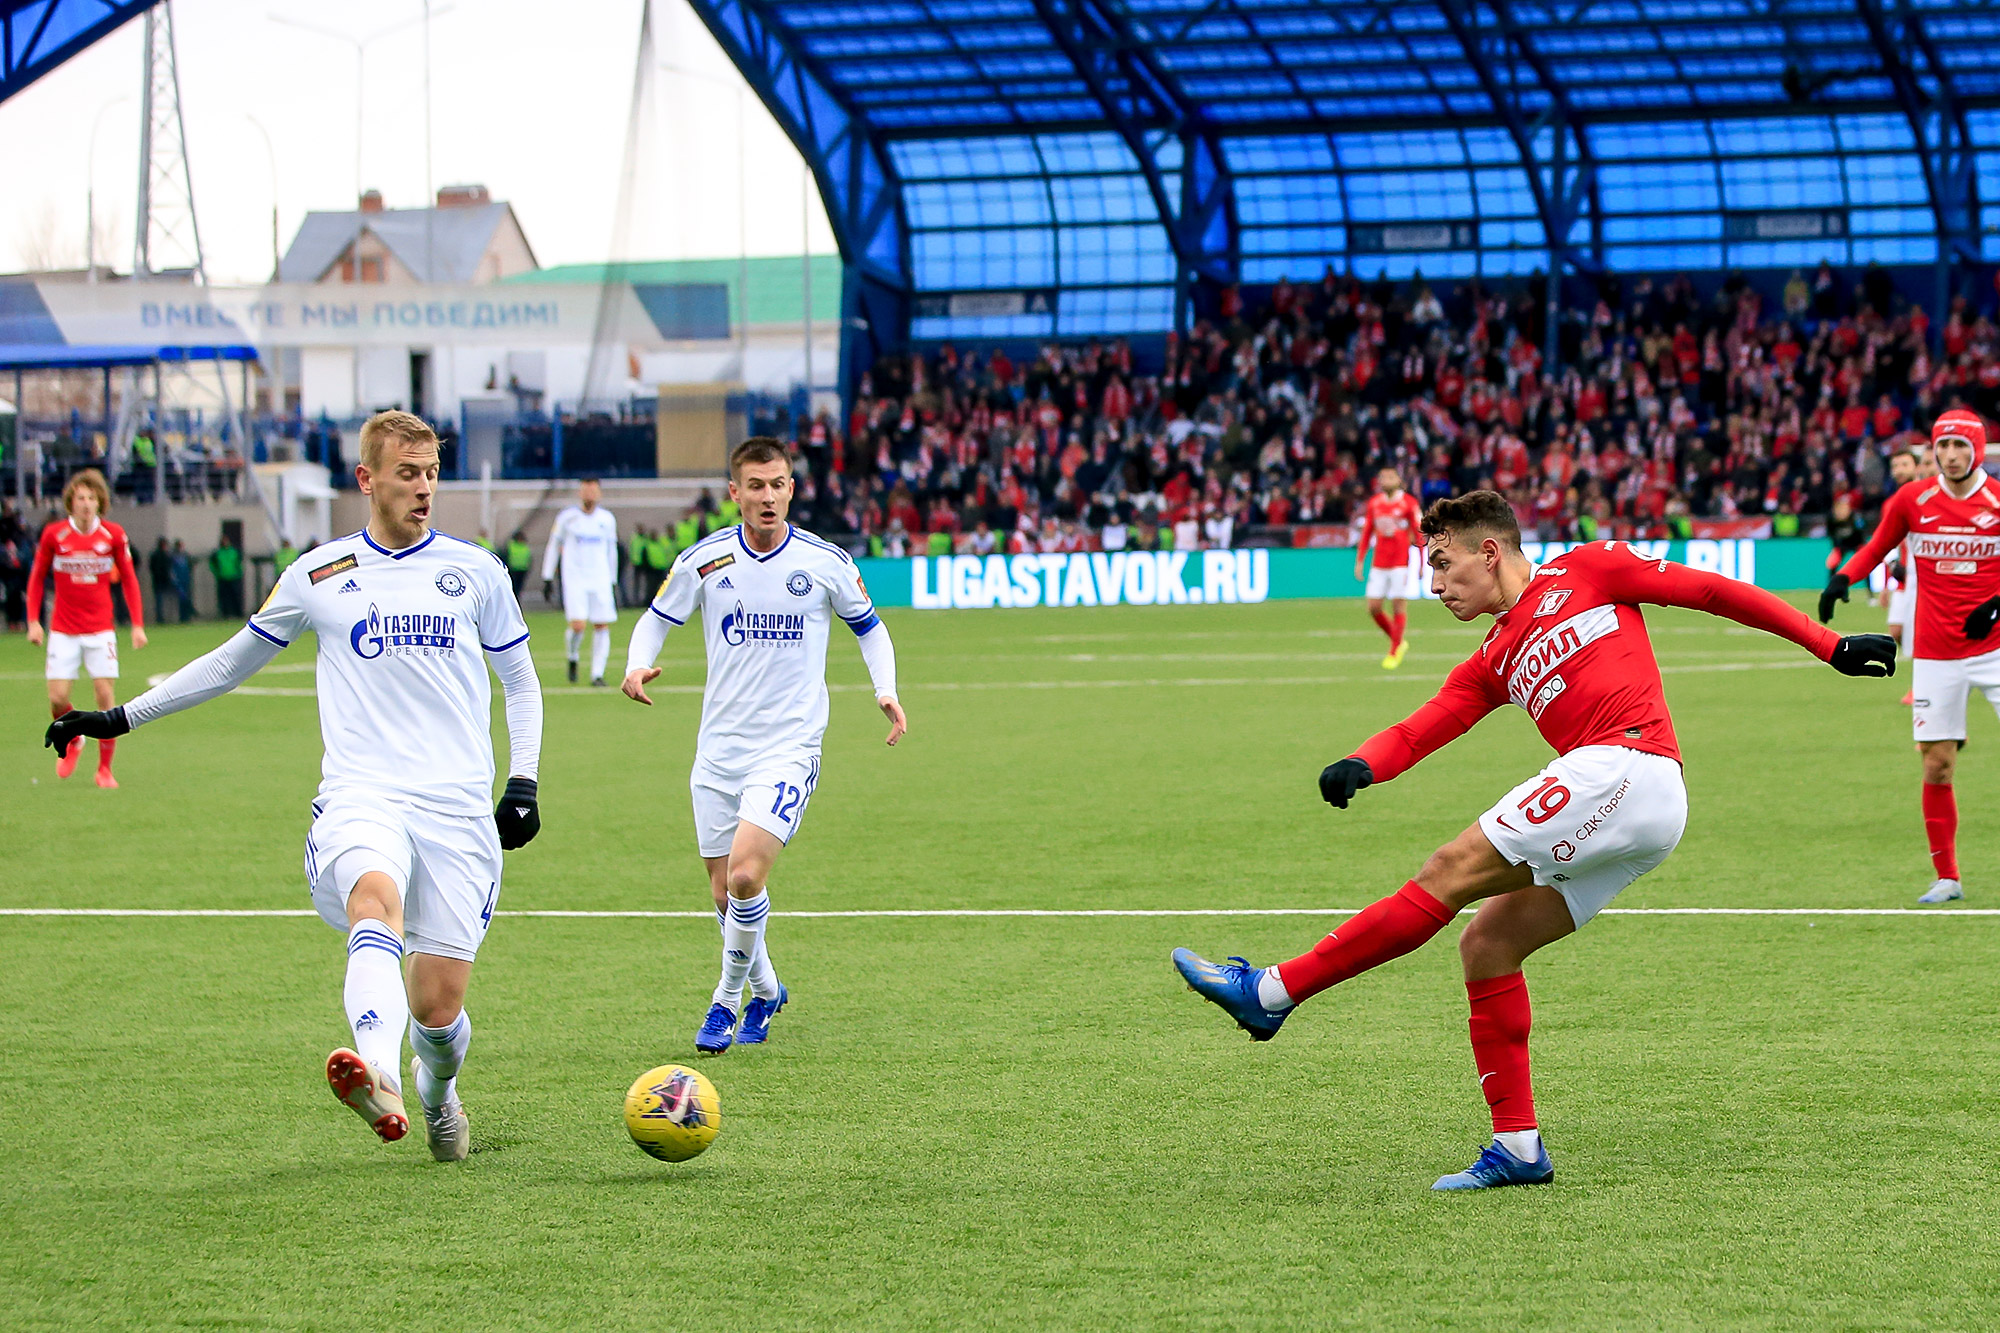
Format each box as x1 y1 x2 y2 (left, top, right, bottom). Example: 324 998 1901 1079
159 655 1828 700
1 906 1994 919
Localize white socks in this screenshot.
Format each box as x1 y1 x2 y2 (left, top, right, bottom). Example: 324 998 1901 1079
564 627 581 663
409 1010 471 1110
713 890 771 1010
1495 1128 1543 1161
590 627 610 681
1256 967 1295 1011
343 921 408 1082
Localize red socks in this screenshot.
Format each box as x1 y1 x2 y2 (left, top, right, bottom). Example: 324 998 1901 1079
1390 610 1408 650
1275 881 1454 1004
1370 608 1395 642
96 738 116 775
1467 972 1536 1133
1923 782 1959 880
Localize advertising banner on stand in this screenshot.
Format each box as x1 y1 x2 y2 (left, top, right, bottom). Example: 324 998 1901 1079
855 539 1836 610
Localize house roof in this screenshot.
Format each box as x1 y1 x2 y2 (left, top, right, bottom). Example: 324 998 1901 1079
278 202 529 284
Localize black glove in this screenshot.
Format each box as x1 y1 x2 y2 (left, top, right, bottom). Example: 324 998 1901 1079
541 578 555 604
45 706 129 752
1318 757 1374 809
495 776 540 850
1817 573 1851 625
1829 634 1898 679
1966 597 2000 642
1888 558 1906 585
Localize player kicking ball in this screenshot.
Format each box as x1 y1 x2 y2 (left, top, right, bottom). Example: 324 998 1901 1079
542 477 619 685
1821 409 2000 903
623 437 904 1055
26 468 146 787
45 412 544 1162
1173 491 1895 1190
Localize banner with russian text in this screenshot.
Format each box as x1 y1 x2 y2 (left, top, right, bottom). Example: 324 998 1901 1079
856 539 1835 609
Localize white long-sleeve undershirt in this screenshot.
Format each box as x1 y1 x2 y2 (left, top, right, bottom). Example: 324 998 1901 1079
485 638 543 781
123 627 283 727
624 614 898 700
122 626 545 782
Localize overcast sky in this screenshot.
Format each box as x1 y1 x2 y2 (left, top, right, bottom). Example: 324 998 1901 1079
0 0 834 282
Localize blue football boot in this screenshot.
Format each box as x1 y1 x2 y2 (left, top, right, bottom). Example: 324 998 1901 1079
1430 1139 1556 1191
1171 948 1291 1041
694 1002 738 1055
736 984 788 1045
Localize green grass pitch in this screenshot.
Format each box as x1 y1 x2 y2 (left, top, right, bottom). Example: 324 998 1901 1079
3 595 1997 1330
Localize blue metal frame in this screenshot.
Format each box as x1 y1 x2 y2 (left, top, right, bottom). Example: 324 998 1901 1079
1 0 156 103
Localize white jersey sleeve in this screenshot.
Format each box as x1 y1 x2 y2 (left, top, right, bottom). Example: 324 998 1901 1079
539 509 570 581
650 546 706 626
471 553 530 651
826 558 880 635
249 559 314 647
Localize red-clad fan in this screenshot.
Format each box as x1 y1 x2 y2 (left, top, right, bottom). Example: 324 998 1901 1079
26 468 146 787
1175 491 1894 1191
1354 467 1424 668
1822 408 2000 903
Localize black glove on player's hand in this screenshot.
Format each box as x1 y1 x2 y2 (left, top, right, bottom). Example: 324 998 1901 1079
1830 634 1898 679
45 706 129 752
1818 573 1851 625
495 776 541 850
1318 757 1374 809
1965 596 2000 642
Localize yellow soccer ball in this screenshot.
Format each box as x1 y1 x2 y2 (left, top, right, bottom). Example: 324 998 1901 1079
623 1065 721 1162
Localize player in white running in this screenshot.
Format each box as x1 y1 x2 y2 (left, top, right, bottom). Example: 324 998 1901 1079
1882 447 1920 661
622 437 905 1055
45 411 545 1161
542 477 619 685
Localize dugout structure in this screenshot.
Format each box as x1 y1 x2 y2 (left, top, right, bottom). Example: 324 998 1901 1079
685 0 2000 394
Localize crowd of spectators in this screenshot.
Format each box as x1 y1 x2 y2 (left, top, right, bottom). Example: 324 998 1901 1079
776 260 1995 554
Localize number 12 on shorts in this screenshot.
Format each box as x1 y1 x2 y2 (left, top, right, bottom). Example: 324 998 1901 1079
769 783 803 824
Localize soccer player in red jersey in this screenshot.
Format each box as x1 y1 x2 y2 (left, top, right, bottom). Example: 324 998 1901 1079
26 469 146 787
1821 408 2000 903
1355 468 1424 668
1175 491 1895 1190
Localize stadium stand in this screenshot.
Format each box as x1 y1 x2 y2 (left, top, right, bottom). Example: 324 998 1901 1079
780 262 1978 552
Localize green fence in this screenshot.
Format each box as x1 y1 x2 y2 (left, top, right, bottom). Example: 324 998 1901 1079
856 539 1835 610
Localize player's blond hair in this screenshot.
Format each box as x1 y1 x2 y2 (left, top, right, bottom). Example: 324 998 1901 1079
62 468 111 516
358 410 439 473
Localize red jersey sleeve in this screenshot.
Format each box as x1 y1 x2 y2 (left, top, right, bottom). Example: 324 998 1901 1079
109 523 144 629
1352 654 1500 782
1836 491 1910 585
25 523 57 623
1588 543 1839 661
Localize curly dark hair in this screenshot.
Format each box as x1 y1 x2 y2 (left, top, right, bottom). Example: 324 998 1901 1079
1419 490 1521 551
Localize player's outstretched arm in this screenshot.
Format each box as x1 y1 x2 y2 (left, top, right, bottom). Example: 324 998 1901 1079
46 625 287 751
853 620 905 746
1336 657 1497 800
621 608 673 705
484 638 544 849
1821 497 1910 623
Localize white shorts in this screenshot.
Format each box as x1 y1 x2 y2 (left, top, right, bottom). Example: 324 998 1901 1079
1366 563 1418 600
1479 745 1689 929
1911 650 2000 743
1888 584 1916 628
304 791 503 962
46 630 118 680
690 755 821 859
562 582 617 624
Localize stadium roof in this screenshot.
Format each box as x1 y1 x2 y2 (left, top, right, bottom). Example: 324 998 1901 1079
689 0 2000 352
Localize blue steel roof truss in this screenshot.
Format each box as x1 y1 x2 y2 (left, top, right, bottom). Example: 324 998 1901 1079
702 2 2000 351
0 0 157 103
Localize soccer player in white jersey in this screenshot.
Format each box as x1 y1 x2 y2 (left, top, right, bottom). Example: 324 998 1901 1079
622 437 905 1054
45 411 544 1162
542 477 619 685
